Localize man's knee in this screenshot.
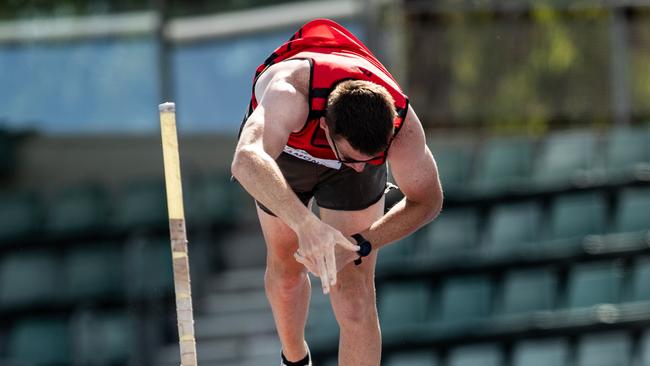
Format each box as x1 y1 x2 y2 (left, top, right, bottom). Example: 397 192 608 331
265 261 308 294
332 283 378 327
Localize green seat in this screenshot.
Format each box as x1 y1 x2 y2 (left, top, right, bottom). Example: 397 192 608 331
533 131 597 187
0 250 60 308
512 338 569 366
75 311 135 364
421 207 478 259
64 243 124 301
8 317 71 365
127 238 174 299
113 180 168 232
499 268 556 315
447 344 503 366
472 136 533 193
378 234 419 265
46 184 110 237
483 201 541 259
384 351 439 366
429 144 473 194
639 329 650 365
0 191 43 244
438 275 492 324
567 262 622 308
549 192 607 239
605 127 650 176
631 257 650 302
576 332 631 366
614 187 650 233
378 282 431 328
376 234 419 277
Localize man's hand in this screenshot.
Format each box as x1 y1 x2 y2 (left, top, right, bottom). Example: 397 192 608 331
293 218 359 294
334 240 362 272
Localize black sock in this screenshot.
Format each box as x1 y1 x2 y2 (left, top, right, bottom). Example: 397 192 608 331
281 351 310 366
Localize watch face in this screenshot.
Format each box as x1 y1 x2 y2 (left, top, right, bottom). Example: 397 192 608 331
358 241 372 257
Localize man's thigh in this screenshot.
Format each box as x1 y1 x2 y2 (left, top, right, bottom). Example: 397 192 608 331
256 204 304 272
319 197 384 299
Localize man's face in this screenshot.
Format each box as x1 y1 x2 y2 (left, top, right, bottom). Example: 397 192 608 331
320 117 381 173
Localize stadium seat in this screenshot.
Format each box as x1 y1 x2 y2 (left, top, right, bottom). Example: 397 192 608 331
0 191 43 245
428 145 473 194
532 131 598 188
438 275 492 324
638 329 650 366
498 268 557 315
447 343 503 366
378 282 431 328
614 187 650 233
548 192 608 239
421 207 478 260
604 127 650 177
384 351 439 366
126 238 174 299
512 338 569 366
567 262 623 308
575 331 632 366
75 311 135 364
631 257 650 302
377 234 419 268
8 317 71 365
472 136 534 193
0 250 60 309
112 180 168 232
63 243 125 301
45 184 110 238
483 201 541 259
543 191 608 255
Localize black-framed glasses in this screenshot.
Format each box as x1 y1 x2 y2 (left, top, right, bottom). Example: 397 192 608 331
330 137 383 164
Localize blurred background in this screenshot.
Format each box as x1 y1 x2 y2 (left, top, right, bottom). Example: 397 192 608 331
0 0 650 365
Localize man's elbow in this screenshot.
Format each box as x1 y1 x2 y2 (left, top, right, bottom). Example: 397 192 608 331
231 146 255 181
424 189 443 223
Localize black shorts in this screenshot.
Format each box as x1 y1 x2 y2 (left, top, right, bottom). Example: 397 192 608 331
257 152 387 216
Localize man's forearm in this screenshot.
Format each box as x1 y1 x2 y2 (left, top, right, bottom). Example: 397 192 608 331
361 195 442 249
231 146 316 231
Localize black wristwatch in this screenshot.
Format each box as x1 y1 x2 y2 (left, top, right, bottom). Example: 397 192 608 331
352 233 372 266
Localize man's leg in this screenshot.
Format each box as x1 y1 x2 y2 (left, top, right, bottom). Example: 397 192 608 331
319 197 385 366
257 205 311 362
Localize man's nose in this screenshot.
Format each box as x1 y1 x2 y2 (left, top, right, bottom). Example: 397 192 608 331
348 163 366 172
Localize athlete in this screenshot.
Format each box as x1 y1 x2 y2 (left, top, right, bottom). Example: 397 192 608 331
231 19 443 366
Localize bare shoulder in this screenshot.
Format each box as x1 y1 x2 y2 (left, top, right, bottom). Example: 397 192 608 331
249 59 311 134
390 105 427 156
255 59 311 100
387 105 440 202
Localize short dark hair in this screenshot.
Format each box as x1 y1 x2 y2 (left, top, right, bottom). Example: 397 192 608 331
325 80 396 156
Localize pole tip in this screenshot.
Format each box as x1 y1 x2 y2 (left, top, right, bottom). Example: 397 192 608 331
159 102 176 112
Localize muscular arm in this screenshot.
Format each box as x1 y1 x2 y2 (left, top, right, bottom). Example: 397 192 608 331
231 61 358 292
231 63 318 231
360 105 443 248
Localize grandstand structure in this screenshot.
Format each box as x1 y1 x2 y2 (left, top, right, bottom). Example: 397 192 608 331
0 1 649 365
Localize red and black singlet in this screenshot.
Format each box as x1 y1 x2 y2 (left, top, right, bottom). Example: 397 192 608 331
240 18 409 169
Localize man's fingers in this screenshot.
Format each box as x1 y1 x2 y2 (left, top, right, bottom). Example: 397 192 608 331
319 259 330 294
325 249 337 287
294 252 318 275
337 234 361 252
